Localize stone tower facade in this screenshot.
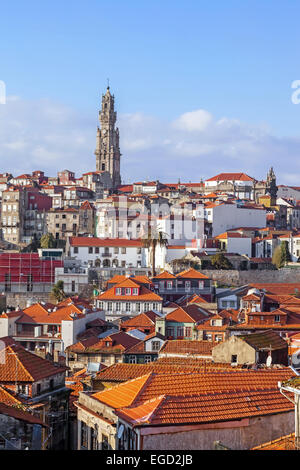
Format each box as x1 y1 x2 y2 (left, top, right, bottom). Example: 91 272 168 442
95 87 121 189
266 167 277 205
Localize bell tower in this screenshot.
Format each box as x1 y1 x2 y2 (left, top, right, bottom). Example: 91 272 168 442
95 86 121 189
266 167 277 205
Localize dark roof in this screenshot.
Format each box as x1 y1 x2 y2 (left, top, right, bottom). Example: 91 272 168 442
239 330 288 351
0 403 47 427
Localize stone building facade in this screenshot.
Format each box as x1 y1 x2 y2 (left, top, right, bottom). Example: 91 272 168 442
95 87 121 189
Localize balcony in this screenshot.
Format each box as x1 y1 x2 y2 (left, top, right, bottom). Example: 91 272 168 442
156 287 211 295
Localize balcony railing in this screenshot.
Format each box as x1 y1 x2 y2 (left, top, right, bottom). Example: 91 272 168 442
156 287 211 294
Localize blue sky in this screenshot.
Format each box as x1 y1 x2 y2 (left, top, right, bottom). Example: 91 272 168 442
1 0 300 183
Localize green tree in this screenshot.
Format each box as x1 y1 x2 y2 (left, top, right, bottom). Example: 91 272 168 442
210 253 233 270
51 280 66 303
272 241 292 268
40 233 56 249
142 229 169 277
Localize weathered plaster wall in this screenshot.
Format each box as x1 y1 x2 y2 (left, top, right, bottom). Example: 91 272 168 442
142 411 294 450
202 269 300 287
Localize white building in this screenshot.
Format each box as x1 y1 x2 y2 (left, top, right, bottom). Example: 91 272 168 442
95 277 163 322
209 202 266 237
67 237 147 269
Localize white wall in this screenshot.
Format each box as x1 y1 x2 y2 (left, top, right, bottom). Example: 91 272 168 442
227 237 252 257
70 244 147 268
61 309 105 349
212 204 266 237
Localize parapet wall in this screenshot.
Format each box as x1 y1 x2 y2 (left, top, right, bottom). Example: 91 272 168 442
201 268 300 287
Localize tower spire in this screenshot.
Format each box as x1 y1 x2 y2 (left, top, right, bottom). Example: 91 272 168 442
95 85 121 189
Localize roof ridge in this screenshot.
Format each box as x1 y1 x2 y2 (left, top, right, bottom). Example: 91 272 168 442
6 345 34 382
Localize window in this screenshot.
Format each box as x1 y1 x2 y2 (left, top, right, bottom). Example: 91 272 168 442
101 434 109 450
80 422 89 448
116 303 121 311
274 315 280 322
129 355 137 364
88 247 93 254
121 247 126 254
116 288 121 295
107 302 112 311
177 327 184 337
152 341 161 351
125 303 131 311
166 327 174 338
231 355 237 364
114 247 119 254
27 274 33 292
74 247 78 254
133 288 138 295
122 261 126 267
144 355 151 364
125 288 131 295
185 327 192 337
95 247 99 254
167 281 173 290
137 247 141 254
72 280 76 292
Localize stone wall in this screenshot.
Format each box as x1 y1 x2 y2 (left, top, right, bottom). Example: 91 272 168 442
201 268 300 287
5 292 52 309
142 411 294 450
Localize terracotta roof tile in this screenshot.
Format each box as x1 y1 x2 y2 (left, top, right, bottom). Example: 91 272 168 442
0 341 67 382
69 237 143 247
117 388 293 426
92 374 152 409
176 268 209 279
159 340 217 355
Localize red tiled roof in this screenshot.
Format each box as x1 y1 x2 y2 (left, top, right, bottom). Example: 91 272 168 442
176 268 209 279
92 367 295 420
0 386 22 406
206 173 254 182
120 311 159 329
0 341 67 382
160 340 217 356
0 402 47 426
69 237 143 247
249 283 300 295
96 279 162 302
152 271 177 280
252 433 295 450
116 388 293 427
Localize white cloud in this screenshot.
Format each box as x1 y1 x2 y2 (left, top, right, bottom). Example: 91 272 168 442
172 109 213 132
0 96 300 185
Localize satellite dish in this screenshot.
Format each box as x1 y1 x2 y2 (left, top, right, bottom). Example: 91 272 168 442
118 424 124 439
266 355 272 367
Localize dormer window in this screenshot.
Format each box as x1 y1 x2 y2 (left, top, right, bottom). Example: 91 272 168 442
274 315 280 322
133 288 138 295
116 288 121 295
125 288 131 295
167 281 173 289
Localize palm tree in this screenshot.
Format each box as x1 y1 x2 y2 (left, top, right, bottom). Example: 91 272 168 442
142 228 169 277
51 280 66 303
